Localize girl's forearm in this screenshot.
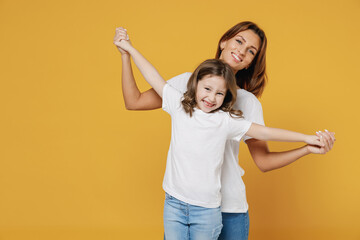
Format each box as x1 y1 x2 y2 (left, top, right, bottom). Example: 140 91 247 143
265 127 307 142
127 47 166 97
247 123 307 143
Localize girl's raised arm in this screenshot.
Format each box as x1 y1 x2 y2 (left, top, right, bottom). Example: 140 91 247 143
114 28 166 97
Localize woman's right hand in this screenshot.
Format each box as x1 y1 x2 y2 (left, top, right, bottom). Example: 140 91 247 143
113 27 132 54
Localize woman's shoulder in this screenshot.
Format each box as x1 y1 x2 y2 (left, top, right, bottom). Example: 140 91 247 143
236 89 262 108
166 72 192 92
234 89 264 124
167 72 192 82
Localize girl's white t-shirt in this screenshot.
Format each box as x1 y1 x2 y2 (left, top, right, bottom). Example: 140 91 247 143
167 72 265 212
162 83 252 208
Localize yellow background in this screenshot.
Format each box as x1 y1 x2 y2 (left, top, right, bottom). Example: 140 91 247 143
1 0 359 239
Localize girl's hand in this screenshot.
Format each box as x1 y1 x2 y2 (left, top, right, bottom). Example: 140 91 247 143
307 130 336 154
304 135 323 147
113 27 132 54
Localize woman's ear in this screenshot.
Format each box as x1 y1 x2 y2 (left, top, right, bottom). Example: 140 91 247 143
220 40 227 50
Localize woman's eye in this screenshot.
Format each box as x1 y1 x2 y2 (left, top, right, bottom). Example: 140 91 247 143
249 49 255 55
236 40 242 44
217 93 224 96
205 87 210 91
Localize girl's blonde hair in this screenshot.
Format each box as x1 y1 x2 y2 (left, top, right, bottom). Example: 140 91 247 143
215 21 267 98
181 59 243 118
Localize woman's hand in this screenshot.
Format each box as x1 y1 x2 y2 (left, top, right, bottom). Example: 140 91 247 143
307 130 336 154
113 27 132 54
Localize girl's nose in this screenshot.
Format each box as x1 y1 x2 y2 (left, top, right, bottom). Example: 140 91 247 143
209 93 216 102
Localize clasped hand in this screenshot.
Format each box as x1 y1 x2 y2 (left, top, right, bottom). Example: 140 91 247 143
113 27 132 54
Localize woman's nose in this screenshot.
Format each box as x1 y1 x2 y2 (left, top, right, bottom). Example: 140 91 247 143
238 46 246 56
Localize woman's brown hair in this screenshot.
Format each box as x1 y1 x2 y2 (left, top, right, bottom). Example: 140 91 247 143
215 21 267 98
181 59 243 118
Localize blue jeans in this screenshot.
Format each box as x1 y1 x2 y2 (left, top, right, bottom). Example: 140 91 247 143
164 193 223 240
218 212 249 240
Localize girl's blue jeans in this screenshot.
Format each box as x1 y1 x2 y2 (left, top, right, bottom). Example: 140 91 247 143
218 211 249 240
163 193 223 240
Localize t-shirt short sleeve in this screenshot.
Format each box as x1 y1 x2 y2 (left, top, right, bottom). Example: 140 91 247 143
227 116 252 142
241 96 265 143
166 72 192 93
162 84 183 115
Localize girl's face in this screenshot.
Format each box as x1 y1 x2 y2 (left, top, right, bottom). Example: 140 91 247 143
219 29 261 74
196 75 227 113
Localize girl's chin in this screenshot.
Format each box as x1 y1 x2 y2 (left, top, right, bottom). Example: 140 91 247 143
202 105 217 112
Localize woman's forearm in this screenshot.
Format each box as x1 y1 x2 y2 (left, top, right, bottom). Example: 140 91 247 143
121 54 141 109
121 54 163 110
247 139 311 172
115 28 163 110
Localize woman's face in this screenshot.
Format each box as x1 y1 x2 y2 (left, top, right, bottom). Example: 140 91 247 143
219 29 261 74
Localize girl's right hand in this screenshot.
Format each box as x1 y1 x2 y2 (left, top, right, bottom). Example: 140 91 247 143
305 129 336 151
307 130 335 154
304 134 323 147
113 27 132 54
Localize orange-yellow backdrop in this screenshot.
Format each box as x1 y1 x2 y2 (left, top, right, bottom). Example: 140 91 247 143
1 0 359 239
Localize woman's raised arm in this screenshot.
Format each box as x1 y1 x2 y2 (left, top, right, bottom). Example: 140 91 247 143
114 28 163 110
114 27 166 98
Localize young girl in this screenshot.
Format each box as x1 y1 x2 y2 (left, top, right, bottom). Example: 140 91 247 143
114 29 326 240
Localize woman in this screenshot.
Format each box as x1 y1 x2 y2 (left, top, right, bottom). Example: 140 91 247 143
115 21 335 240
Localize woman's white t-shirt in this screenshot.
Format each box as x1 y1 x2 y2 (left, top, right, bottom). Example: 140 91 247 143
162 83 252 208
167 72 265 212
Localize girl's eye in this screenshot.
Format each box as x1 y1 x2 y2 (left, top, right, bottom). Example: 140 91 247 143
217 93 224 96
236 40 242 44
249 49 255 55
205 87 210 91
